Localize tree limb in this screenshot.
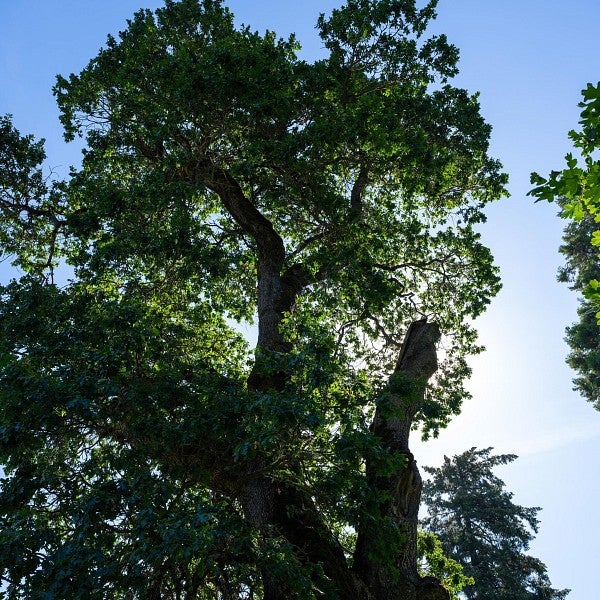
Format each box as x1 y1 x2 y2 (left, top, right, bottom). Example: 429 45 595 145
354 320 446 599
350 168 369 214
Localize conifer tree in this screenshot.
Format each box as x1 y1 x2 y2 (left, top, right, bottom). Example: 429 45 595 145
422 448 569 600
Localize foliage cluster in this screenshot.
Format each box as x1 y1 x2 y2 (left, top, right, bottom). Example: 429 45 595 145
530 83 600 408
0 1 509 597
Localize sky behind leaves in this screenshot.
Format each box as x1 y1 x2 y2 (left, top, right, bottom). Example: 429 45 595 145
1 1 599 597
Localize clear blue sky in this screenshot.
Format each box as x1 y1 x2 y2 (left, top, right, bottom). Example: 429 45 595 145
2 1 599 597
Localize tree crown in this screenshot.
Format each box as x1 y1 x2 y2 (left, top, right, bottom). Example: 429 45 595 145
0 1 507 597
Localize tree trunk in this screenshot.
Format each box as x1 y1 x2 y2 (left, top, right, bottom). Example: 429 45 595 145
242 262 369 598
206 170 450 599
354 320 449 600
204 172 361 598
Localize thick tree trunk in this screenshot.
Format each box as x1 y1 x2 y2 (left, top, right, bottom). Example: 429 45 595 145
354 320 449 600
205 168 449 599
203 171 356 598
243 260 370 599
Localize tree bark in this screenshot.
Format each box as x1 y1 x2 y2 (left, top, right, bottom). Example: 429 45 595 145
199 162 449 599
354 320 449 600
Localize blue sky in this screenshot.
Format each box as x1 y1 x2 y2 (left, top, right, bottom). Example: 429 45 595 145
2 1 599 597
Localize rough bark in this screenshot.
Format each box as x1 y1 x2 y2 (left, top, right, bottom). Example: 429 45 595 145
199 161 289 354
273 485 370 600
200 167 356 598
354 320 449 600
200 163 449 599
350 168 369 215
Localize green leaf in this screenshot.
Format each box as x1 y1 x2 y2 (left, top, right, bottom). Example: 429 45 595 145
0 1 510 597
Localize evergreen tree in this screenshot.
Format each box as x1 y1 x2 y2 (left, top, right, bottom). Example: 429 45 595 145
558 208 600 408
531 82 600 409
422 448 569 600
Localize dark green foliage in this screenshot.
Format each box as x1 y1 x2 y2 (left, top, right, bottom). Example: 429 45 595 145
422 448 569 600
0 1 507 597
558 208 600 408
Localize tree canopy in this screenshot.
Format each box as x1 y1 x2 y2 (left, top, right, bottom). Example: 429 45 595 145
0 1 506 598
422 448 569 600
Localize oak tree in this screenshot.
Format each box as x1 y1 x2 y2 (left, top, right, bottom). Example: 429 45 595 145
0 1 506 598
